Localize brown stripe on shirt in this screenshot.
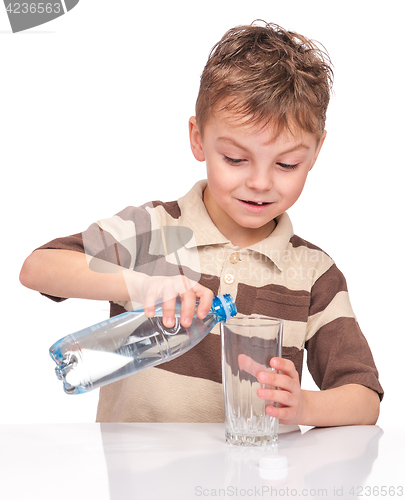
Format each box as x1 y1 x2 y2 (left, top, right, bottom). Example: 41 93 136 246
236 282 311 322
110 301 127 317
88 227 133 270
157 332 305 385
36 227 134 271
283 346 304 383
309 264 348 316
36 232 85 253
305 316 384 400
157 331 222 383
290 234 328 254
152 200 182 219
199 274 220 295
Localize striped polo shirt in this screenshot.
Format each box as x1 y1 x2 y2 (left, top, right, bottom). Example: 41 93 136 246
39 180 383 422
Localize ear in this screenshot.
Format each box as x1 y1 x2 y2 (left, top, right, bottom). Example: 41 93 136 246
189 116 205 162
309 130 327 171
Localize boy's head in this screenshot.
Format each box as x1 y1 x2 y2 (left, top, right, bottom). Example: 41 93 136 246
195 21 333 141
189 22 334 248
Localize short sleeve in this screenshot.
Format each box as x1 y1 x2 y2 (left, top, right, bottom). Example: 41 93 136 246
305 264 384 400
36 232 85 253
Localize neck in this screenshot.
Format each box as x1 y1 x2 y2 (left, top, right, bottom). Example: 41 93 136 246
202 187 277 248
229 219 277 248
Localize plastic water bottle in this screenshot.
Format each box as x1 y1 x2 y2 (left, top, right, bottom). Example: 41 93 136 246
49 294 237 395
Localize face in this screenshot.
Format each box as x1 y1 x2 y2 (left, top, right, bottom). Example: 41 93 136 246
189 111 326 248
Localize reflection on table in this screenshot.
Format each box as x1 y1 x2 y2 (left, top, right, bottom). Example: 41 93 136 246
1 422 402 500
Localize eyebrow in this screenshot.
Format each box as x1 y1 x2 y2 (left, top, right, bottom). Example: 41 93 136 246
216 136 310 155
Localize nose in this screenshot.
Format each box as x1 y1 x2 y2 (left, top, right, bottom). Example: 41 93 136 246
245 167 273 192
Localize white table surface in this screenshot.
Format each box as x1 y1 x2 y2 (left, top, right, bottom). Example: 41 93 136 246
0 423 403 500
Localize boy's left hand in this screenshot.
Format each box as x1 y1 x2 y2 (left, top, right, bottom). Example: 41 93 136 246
238 355 305 425
257 357 305 425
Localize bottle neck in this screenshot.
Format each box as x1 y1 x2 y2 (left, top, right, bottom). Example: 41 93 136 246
210 294 237 322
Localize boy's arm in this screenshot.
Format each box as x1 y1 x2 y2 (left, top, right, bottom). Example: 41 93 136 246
20 249 126 302
256 357 380 426
19 249 213 327
300 384 380 426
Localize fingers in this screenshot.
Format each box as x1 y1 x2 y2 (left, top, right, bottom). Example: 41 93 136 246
174 282 214 327
270 357 297 378
143 282 177 323
178 289 197 327
257 358 298 393
160 290 179 328
256 358 303 425
142 275 191 323
194 284 214 319
257 372 295 407
142 276 214 328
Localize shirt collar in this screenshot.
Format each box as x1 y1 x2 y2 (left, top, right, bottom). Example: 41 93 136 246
178 180 230 247
178 180 294 271
246 213 294 271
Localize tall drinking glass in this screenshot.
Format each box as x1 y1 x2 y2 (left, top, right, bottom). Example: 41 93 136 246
221 316 283 445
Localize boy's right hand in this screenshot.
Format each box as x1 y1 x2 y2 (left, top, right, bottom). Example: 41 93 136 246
127 273 214 328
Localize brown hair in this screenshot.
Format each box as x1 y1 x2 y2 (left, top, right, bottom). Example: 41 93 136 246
195 21 333 140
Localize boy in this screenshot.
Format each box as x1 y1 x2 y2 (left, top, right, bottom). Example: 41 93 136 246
20 21 383 426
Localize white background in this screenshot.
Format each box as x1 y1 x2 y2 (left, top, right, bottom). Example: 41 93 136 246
1 1 403 426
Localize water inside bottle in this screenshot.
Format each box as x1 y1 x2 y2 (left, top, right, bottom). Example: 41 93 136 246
51 312 218 394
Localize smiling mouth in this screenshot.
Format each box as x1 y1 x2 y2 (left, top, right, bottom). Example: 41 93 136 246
241 200 270 206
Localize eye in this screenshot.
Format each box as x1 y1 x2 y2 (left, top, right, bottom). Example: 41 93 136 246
277 162 299 170
224 156 245 165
